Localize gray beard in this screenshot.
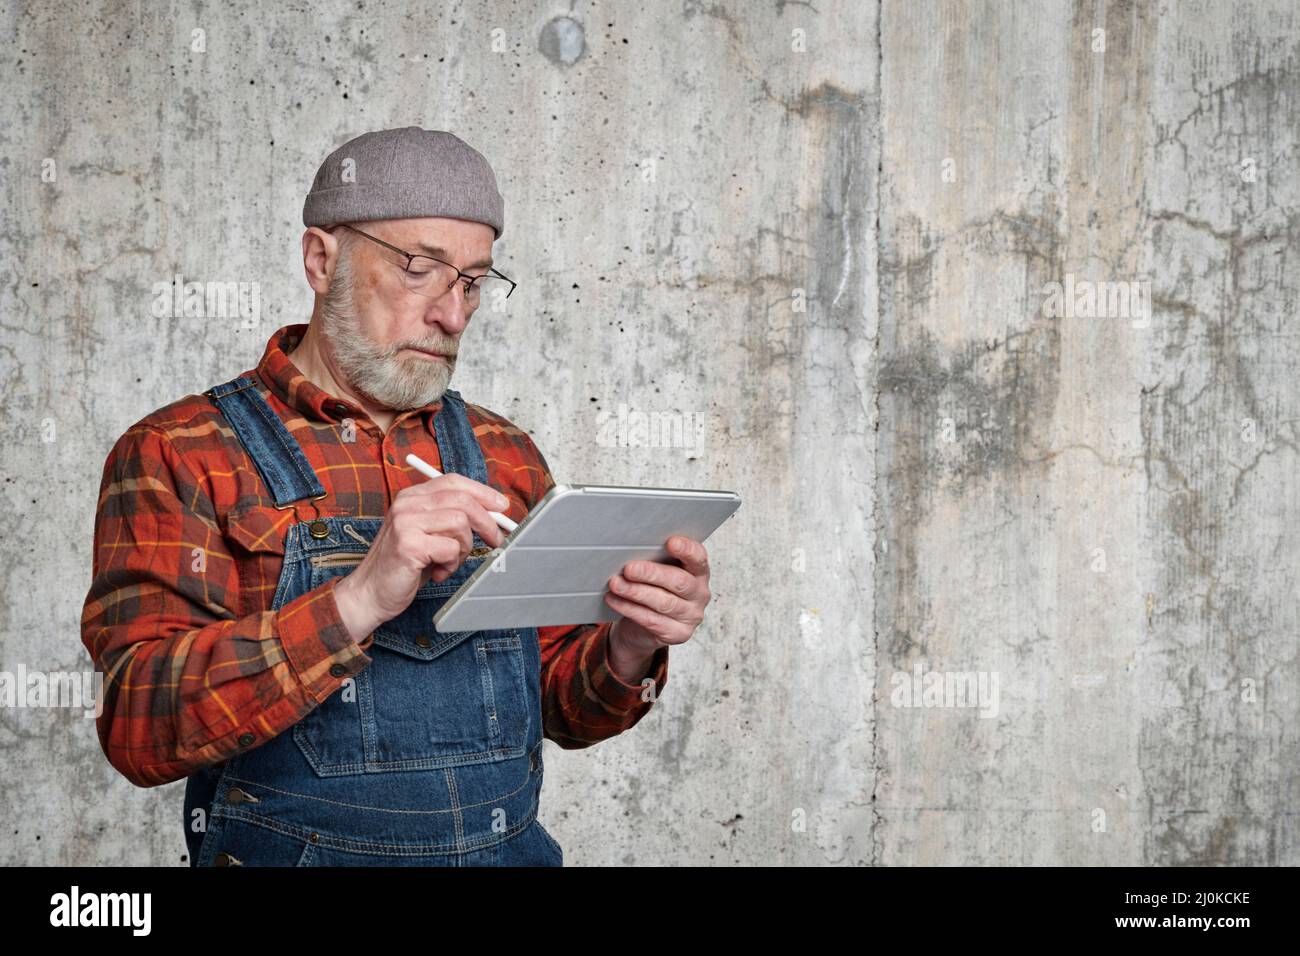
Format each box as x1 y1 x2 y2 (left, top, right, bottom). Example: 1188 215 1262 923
319 245 456 410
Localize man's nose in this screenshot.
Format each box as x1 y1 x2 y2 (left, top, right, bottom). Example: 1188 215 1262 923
427 286 474 332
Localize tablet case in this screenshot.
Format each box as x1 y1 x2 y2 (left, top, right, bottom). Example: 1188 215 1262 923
433 484 741 632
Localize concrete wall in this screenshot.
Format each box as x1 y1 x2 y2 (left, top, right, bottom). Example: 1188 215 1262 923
0 0 1294 865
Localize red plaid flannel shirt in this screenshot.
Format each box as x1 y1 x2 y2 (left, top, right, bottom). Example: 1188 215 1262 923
81 323 668 787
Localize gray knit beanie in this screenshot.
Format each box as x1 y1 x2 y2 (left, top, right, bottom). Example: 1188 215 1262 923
302 127 505 239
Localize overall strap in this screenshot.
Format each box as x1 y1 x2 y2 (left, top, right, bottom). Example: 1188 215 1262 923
205 375 326 507
433 389 488 484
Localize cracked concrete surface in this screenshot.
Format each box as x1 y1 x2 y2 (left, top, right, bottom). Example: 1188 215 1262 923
874 0 1298 865
1 1 1295 865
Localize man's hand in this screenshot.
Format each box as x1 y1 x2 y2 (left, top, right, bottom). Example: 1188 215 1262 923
604 535 712 683
334 474 508 641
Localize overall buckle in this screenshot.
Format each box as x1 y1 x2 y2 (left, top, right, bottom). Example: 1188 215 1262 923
274 492 331 539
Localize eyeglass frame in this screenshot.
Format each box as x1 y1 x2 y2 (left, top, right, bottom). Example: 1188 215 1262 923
333 223 517 300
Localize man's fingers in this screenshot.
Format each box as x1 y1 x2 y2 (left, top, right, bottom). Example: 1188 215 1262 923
409 511 472 568
603 592 694 643
406 488 507 548
448 501 505 548
620 560 700 599
665 536 709 577
427 479 508 546
608 576 696 621
620 538 710 595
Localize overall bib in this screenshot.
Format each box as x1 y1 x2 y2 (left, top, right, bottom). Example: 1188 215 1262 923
182 375 563 866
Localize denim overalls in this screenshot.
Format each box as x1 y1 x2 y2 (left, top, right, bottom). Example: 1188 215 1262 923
182 375 563 866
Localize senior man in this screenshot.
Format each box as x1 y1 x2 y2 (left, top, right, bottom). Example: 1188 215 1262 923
80 127 713 866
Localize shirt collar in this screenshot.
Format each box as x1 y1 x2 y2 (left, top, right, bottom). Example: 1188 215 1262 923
256 323 447 431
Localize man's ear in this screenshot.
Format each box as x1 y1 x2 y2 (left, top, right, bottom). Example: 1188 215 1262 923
302 226 341 295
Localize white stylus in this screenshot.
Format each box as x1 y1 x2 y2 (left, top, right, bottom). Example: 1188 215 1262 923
405 453 519 534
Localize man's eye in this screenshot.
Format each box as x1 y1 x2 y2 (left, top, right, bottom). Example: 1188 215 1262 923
407 262 435 276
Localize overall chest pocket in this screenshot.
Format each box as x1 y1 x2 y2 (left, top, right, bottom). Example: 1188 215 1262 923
294 547 533 776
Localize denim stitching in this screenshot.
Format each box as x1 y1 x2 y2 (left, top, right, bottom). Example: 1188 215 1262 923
213 376 323 504
445 768 464 847
241 386 325 500
225 759 535 812
217 805 537 856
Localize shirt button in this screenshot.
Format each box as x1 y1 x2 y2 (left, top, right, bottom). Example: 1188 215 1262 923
329 663 347 678
214 852 242 867
237 732 255 747
386 453 395 464
334 403 348 416
225 788 251 805
415 636 431 648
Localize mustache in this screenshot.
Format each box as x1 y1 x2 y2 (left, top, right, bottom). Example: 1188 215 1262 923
390 340 458 358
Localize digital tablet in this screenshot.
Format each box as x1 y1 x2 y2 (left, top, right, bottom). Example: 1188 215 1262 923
433 483 742 632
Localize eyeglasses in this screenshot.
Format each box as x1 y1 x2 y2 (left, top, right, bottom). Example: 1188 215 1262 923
337 224 516 303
